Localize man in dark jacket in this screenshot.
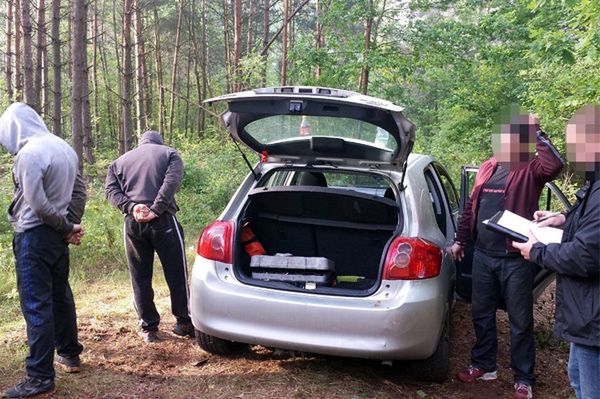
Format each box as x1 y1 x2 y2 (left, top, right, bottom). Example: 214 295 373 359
450 108 564 399
514 105 600 399
105 130 193 343
0 103 86 398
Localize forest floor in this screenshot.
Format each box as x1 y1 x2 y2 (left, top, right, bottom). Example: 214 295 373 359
0 277 574 399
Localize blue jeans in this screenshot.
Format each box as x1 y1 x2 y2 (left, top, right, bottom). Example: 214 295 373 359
470 249 536 385
568 343 600 399
13 225 83 379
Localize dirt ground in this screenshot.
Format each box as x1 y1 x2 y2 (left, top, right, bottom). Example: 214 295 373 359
0 282 573 399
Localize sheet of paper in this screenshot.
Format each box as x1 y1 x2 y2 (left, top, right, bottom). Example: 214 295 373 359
496 210 563 245
530 223 563 245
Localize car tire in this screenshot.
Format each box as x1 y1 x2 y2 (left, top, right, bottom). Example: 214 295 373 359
408 312 450 382
195 330 246 355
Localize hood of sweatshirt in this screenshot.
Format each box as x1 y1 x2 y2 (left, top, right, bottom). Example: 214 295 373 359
139 130 164 146
0 103 51 155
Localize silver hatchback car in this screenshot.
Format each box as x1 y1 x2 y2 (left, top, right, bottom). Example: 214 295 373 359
189 86 566 382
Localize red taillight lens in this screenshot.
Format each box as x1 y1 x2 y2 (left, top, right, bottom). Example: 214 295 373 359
197 220 234 263
383 237 442 280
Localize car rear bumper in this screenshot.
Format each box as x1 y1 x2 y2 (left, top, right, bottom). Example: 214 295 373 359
190 256 451 360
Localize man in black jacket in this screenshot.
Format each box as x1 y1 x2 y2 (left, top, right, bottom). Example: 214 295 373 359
105 131 193 343
513 105 600 399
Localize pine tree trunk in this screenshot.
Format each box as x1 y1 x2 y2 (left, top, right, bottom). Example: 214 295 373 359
22 0 36 109
120 0 134 154
6 0 14 102
35 0 47 115
315 0 323 80
261 0 269 86
91 0 100 144
71 0 85 168
280 0 289 86
15 0 23 101
50 0 61 136
99 0 116 144
134 0 147 137
199 0 208 135
247 0 254 53
223 0 232 92
233 0 242 91
80 0 94 164
359 0 373 95
152 3 165 134
168 0 185 142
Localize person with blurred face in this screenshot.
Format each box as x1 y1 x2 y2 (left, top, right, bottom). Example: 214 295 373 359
513 105 600 399
450 105 564 399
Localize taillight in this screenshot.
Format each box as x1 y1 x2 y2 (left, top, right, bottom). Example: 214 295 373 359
383 237 442 280
197 220 234 263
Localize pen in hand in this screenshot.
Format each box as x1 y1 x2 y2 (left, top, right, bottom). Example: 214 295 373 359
534 211 562 224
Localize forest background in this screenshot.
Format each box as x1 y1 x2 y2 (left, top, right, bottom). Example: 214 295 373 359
0 0 598 335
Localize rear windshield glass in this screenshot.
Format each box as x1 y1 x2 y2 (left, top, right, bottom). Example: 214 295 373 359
244 115 396 151
262 169 396 200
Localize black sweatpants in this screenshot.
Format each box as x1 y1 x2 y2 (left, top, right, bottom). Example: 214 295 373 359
13 225 83 379
123 213 191 332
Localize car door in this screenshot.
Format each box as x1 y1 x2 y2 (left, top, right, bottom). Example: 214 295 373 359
454 166 572 302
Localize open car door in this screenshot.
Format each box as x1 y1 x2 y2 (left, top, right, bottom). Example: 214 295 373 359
454 166 572 303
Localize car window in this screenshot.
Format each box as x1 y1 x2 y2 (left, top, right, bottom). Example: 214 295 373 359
424 169 448 235
244 115 397 151
433 163 459 213
261 169 393 197
538 183 571 213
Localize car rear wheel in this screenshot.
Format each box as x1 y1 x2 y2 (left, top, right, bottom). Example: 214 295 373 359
407 312 450 382
195 330 247 355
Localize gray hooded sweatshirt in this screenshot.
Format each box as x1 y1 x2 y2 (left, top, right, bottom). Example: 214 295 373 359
0 103 86 235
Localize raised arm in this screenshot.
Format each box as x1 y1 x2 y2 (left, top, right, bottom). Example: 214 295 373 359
530 131 564 182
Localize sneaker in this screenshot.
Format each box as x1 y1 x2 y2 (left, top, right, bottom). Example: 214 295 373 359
514 382 533 399
2 376 55 398
456 365 498 383
172 322 194 338
139 330 159 343
55 355 81 373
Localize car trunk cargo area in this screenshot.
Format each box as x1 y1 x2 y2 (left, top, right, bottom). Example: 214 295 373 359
234 186 400 293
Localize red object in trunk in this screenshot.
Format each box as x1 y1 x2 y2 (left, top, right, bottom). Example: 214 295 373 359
240 224 266 256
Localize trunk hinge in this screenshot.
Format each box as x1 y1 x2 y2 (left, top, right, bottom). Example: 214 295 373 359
398 160 408 191
231 136 260 180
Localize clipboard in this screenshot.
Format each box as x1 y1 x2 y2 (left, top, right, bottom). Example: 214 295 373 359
483 211 529 242
483 210 563 245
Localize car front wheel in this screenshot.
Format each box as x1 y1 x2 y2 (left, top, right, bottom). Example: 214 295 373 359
195 330 247 355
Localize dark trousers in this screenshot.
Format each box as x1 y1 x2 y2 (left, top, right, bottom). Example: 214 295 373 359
124 213 191 332
13 225 83 380
471 249 536 385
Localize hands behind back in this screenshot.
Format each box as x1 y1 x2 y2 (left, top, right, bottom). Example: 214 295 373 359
133 203 157 223
65 224 85 245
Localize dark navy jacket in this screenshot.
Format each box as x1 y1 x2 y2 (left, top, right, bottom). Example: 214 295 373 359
530 178 600 347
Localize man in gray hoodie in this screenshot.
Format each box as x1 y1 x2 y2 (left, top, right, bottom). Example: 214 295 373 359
0 103 86 398
105 130 192 343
